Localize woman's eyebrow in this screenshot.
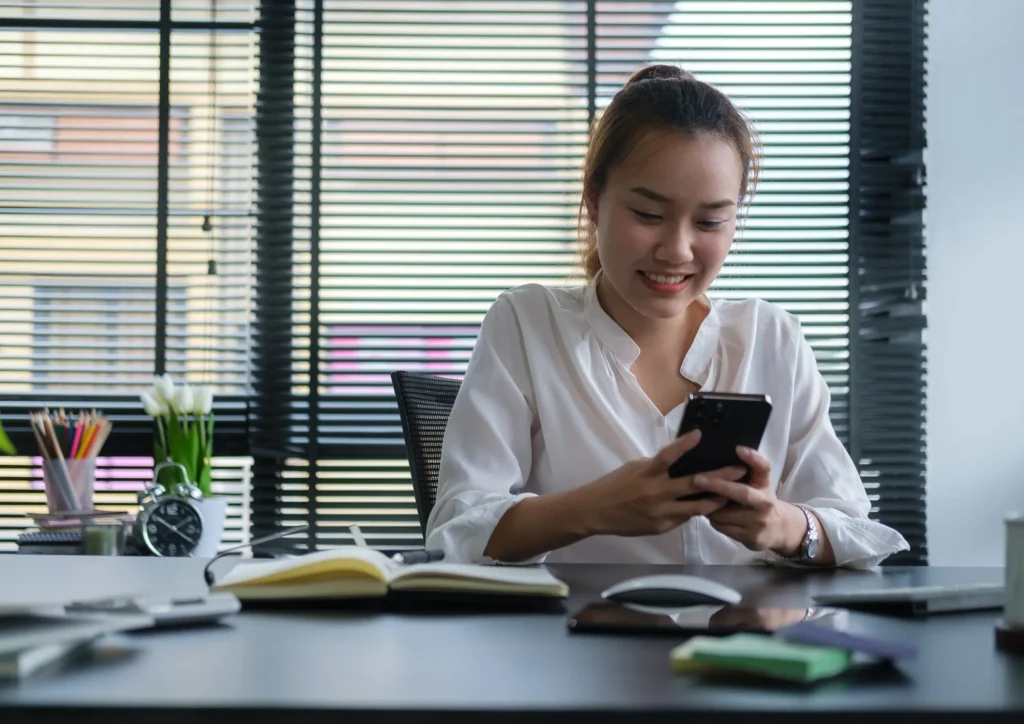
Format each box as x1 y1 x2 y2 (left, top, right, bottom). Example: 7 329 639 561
629 186 672 203
699 199 737 210
629 186 737 211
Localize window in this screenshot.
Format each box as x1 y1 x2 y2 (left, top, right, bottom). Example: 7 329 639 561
252 0 926 561
0 1 927 562
0 1 254 549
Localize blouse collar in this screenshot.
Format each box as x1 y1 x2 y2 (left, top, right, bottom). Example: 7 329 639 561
583 272 720 387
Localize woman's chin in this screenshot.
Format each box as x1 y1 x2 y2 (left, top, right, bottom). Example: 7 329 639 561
629 293 695 321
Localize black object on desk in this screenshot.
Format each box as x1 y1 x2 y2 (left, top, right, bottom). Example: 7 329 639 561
16 530 82 555
391 548 444 565
202 524 310 586
0 558 1020 724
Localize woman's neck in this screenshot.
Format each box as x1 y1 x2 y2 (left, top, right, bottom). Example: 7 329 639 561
595 274 709 363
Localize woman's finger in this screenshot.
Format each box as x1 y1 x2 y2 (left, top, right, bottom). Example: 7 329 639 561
661 495 729 521
665 465 746 499
735 446 772 488
648 429 702 473
692 474 765 507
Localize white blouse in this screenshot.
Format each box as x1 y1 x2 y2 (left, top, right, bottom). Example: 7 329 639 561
424 280 909 569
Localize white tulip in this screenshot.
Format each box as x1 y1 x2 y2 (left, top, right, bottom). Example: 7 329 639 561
173 384 195 417
194 386 214 416
141 390 168 417
153 374 176 405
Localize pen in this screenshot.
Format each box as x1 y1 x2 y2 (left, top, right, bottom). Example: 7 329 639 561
392 549 445 565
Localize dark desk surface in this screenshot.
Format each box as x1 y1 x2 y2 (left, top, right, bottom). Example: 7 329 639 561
0 555 1021 724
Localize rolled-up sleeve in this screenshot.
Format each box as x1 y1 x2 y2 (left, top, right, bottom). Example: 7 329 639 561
772 321 910 569
424 295 538 563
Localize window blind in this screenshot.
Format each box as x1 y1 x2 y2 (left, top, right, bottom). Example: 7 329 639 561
0 1 925 558
251 0 927 561
847 0 927 562
0 1 255 550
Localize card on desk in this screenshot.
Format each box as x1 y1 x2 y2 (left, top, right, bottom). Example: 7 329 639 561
211 547 569 604
778 621 918 661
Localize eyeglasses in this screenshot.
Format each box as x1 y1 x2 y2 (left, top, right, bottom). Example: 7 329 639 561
203 524 311 586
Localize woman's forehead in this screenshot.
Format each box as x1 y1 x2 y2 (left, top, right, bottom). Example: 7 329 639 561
611 128 744 201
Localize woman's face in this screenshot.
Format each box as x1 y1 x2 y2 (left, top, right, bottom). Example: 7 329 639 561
587 129 744 325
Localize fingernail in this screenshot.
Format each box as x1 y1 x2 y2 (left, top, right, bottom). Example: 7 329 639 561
736 445 751 455
694 475 708 487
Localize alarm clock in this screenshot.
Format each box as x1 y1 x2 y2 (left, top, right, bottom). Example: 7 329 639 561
133 463 205 557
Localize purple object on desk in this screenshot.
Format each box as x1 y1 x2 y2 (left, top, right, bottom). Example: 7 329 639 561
778 621 919 661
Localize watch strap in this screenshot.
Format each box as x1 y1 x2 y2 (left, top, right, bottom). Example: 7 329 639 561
794 505 819 562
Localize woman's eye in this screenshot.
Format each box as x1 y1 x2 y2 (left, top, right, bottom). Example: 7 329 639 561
631 209 662 223
697 220 727 230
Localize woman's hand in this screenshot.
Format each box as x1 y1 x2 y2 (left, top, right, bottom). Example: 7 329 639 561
695 445 808 556
577 430 744 538
484 430 743 562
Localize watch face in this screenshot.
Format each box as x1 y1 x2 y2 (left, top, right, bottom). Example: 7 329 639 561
806 537 820 560
141 499 203 557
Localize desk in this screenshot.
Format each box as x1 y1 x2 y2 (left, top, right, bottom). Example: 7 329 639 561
0 556 1022 723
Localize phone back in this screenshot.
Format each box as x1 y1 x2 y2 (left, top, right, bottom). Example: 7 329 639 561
667 393 772 482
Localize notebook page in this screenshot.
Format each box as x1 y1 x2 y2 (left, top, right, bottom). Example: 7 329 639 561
215 546 397 588
388 563 568 595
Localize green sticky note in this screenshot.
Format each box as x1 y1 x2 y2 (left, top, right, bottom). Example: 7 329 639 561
671 633 853 683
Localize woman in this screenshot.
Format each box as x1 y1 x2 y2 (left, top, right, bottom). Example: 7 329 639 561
425 65 908 568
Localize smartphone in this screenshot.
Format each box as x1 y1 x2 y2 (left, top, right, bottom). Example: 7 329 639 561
667 392 772 498
566 600 821 636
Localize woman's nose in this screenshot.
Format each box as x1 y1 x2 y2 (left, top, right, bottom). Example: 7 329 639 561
656 225 695 264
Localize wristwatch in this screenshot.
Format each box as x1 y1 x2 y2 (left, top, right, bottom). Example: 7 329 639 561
793 505 820 562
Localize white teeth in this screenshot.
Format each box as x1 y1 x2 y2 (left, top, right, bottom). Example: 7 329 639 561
642 271 689 285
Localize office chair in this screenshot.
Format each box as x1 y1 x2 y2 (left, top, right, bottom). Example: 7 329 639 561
391 371 462 535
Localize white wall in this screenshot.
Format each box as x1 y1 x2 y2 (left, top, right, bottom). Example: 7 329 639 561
926 0 1024 565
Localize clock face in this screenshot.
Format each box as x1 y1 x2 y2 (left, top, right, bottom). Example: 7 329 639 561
142 499 203 557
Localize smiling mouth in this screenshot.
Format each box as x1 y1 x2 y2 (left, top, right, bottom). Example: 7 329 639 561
639 270 694 287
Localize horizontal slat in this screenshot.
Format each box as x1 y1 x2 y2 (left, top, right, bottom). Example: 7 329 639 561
0 16 255 396
247 1 860 541
2 1 925 560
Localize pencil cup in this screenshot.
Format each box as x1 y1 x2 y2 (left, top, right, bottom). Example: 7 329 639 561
1006 513 1024 629
43 458 95 513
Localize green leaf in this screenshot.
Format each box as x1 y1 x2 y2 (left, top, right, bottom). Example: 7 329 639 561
166 413 184 451
161 414 195 490
197 464 213 498
206 413 215 457
0 417 16 456
186 424 200 484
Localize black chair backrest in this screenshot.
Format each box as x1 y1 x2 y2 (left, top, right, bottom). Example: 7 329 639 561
391 371 462 535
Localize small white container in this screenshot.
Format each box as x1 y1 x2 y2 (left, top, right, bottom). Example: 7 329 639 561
1006 513 1024 628
193 497 229 558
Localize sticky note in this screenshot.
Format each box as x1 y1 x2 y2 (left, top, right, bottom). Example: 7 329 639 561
670 633 853 683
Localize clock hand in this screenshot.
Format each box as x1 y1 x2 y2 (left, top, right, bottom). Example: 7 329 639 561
155 517 198 546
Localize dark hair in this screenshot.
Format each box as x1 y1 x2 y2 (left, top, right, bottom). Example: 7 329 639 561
578 64 761 279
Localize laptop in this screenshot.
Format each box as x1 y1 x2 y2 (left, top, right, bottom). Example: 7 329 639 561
813 582 1004 616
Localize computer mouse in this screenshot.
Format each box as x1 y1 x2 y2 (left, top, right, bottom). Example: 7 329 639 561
600 574 743 607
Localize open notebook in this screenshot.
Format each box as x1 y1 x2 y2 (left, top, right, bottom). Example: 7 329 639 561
211 547 569 601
